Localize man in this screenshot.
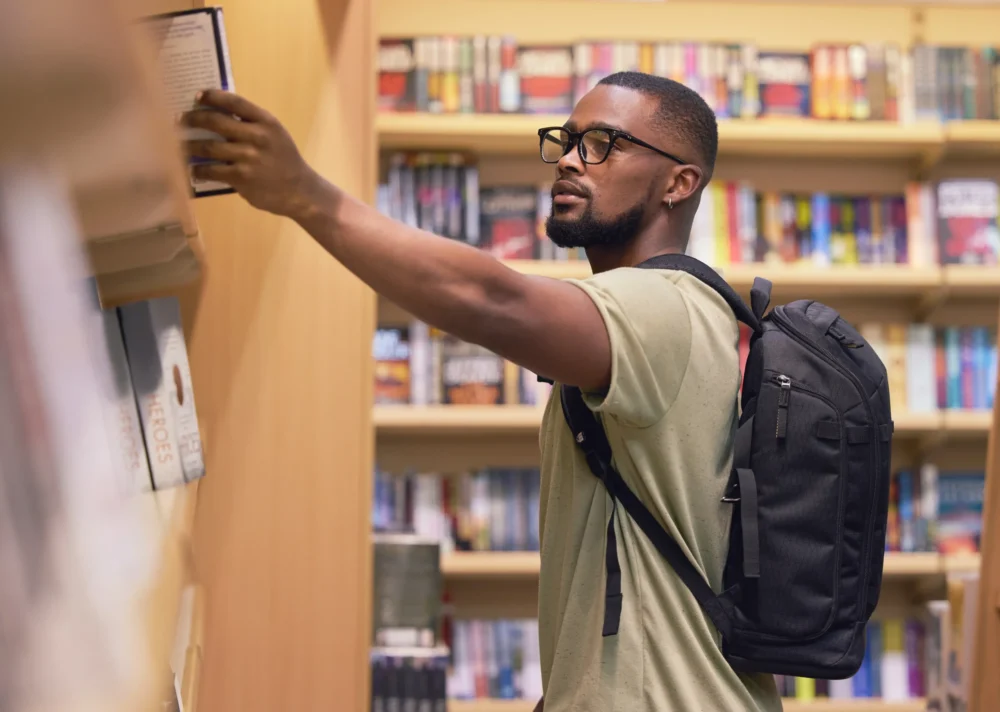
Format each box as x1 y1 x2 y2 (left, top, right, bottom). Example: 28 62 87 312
184 71 782 712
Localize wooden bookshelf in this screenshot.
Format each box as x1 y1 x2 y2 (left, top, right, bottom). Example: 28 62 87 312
447 699 927 712
369 2 1000 711
377 113 945 162
170 0 379 711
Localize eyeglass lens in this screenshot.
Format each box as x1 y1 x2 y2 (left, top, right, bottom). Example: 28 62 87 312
541 128 614 164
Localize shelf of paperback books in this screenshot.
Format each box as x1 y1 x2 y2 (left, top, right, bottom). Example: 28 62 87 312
446 700 927 712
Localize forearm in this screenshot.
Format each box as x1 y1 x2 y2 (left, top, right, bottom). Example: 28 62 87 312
182 87 611 390
293 172 533 351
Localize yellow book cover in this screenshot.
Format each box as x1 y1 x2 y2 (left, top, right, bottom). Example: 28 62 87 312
794 677 815 701
441 36 461 113
795 197 812 264
840 197 858 265
811 45 831 119
760 191 782 262
885 322 908 413
639 42 654 75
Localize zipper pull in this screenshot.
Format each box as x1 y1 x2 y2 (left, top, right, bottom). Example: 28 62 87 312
776 374 790 439
830 325 864 349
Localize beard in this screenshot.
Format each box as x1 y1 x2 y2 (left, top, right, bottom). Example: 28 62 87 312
545 200 646 249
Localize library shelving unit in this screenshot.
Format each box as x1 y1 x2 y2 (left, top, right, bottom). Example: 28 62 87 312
8 0 378 711
1 0 207 710
372 1 1000 711
152 1 379 712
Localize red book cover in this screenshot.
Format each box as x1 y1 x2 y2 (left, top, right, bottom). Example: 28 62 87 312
936 179 1000 265
757 52 811 118
378 38 415 111
518 45 574 114
480 186 537 260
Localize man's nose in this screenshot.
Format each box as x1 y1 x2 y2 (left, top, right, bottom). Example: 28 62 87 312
556 139 585 175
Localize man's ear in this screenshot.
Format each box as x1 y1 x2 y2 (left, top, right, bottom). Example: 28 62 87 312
663 164 704 207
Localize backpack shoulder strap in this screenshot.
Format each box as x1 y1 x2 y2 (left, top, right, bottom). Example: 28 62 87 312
559 383 735 640
635 253 769 330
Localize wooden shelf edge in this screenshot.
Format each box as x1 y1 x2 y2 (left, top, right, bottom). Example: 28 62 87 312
373 406 985 437
941 264 1000 294
441 551 981 579
374 404 544 432
442 551 540 577
447 699 926 712
377 113 945 159
501 261 946 291
95 231 205 308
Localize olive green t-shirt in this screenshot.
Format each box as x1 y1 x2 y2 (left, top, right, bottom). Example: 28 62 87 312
536 267 782 712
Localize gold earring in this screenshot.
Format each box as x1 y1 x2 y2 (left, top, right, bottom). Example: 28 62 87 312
668 197 673 209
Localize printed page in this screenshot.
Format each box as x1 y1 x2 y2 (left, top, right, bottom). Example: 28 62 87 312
144 9 234 196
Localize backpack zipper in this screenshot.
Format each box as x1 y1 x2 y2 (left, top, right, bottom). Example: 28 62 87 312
775 374 791 438
768 309 881 618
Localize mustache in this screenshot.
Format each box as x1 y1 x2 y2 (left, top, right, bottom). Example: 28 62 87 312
552 179 590 198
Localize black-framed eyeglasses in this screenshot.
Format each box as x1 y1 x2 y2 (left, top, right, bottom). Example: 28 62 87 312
537 126 688 166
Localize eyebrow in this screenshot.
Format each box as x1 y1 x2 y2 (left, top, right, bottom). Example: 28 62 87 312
563 120 630 134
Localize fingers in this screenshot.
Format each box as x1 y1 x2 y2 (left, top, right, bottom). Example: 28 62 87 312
182 108 262 144
196 89 273 123
186 139 255 163
191 162 242 185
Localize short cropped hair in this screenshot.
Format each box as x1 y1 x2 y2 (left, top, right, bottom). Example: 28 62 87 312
597 71 718 175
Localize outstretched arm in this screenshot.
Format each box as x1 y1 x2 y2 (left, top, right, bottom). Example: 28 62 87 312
183 90 611 391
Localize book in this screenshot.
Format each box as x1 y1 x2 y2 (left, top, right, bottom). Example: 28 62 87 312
118 296 206 490
84 282 155 495
372 533 443 648
143 6 236 198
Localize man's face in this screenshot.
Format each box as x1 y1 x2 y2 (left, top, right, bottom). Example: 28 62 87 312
545 85 672 249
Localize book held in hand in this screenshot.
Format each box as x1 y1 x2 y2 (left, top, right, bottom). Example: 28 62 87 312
142 6 236 198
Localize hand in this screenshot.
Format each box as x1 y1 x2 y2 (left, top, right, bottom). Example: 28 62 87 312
181 89 323 220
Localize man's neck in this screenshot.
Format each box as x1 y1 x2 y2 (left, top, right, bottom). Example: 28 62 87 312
585 241 685 275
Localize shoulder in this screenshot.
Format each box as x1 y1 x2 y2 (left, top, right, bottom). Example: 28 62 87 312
565 267 698 428
567 266 692 341
571 266 735 334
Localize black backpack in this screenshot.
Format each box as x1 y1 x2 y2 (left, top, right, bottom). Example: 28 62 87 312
557 253 893 680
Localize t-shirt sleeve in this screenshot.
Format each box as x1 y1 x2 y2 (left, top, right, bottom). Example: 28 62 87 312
567 267 692 429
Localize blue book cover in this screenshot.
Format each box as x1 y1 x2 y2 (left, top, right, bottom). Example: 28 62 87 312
811 193 831 266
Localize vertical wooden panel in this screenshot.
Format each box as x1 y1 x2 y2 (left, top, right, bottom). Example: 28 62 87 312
971 314 1000 711
181 0 376 710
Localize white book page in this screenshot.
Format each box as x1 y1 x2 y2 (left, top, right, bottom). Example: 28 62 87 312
146 11 224 129
145 9 234 195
